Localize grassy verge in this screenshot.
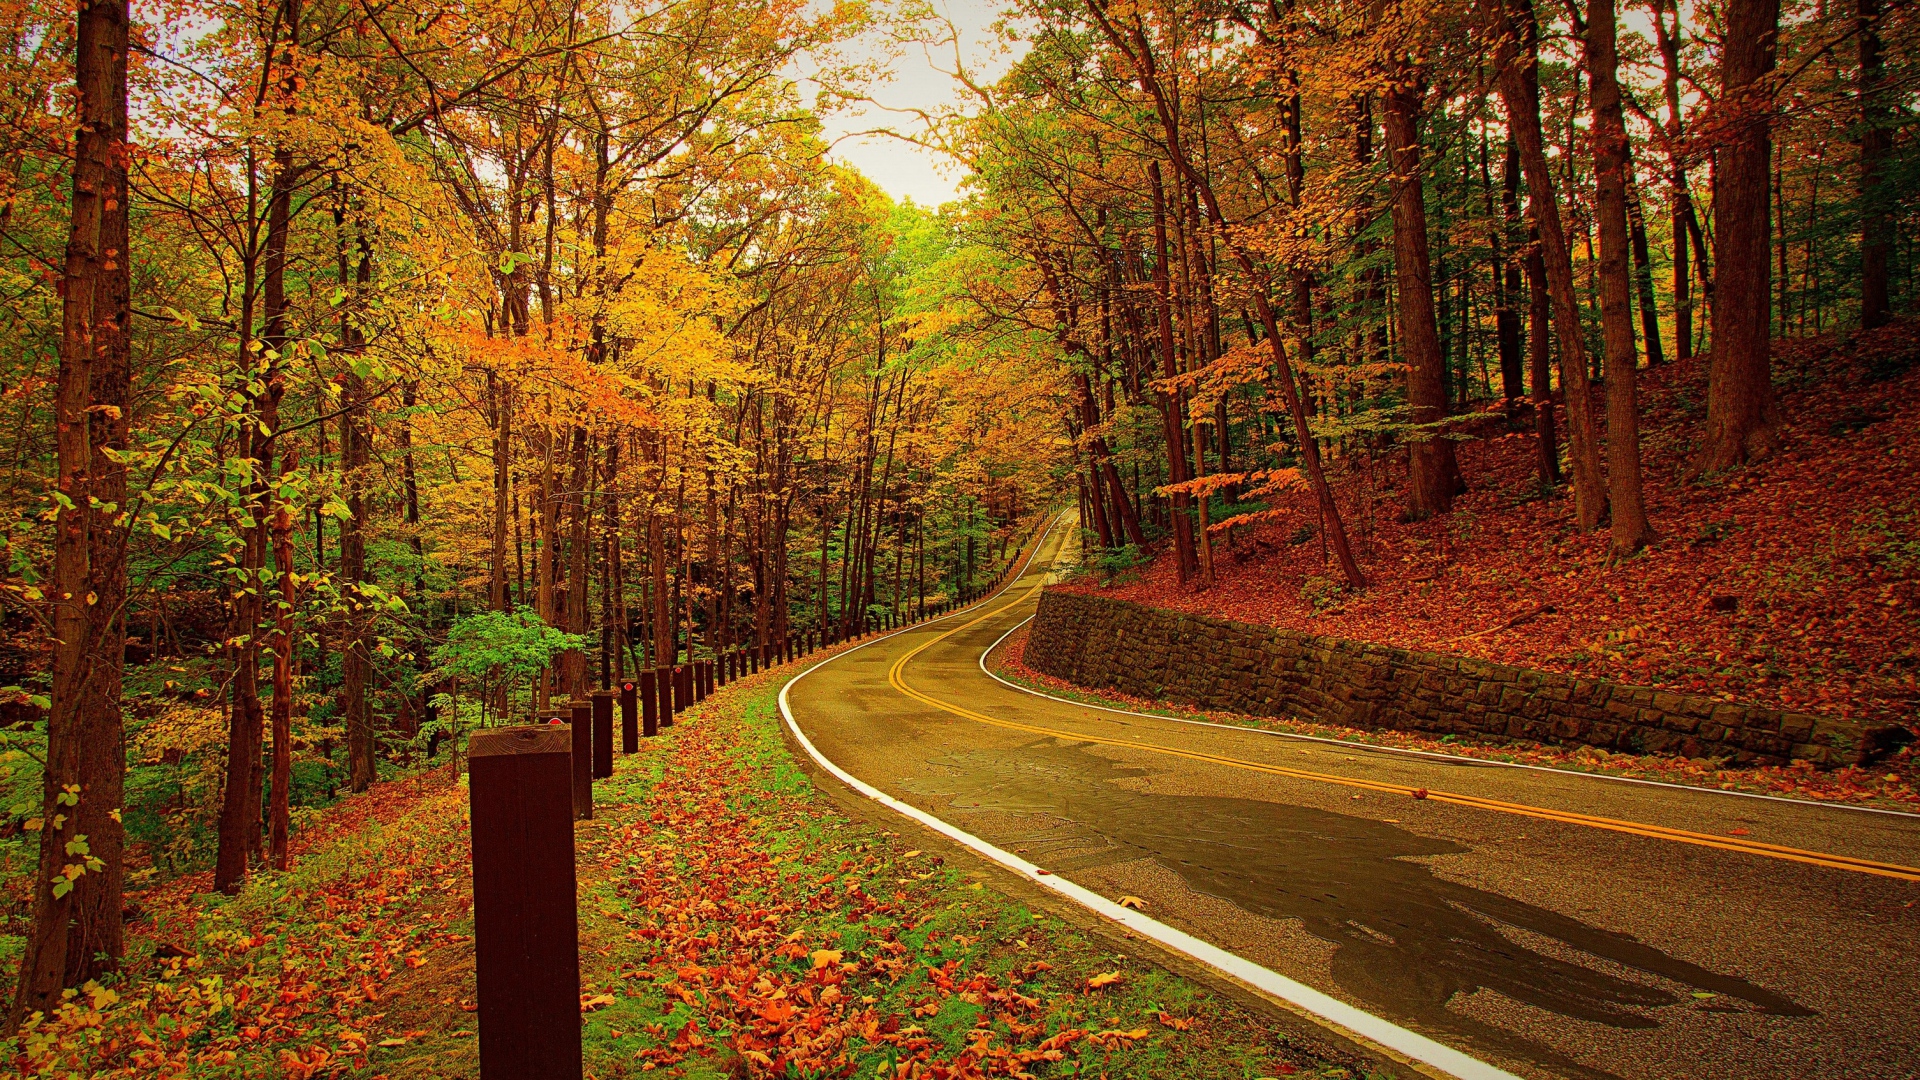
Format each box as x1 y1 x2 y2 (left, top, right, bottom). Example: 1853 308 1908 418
9 667 1377 1079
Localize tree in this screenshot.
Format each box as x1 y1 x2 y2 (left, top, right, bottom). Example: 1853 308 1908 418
11 0 129 1028
1582 0 1654 552
1698 0 1781 471
1483 0 1609 529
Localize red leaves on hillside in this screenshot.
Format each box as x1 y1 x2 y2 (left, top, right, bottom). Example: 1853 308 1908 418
1065 326 1920 731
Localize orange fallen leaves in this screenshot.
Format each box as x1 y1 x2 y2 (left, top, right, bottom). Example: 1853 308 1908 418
1056 335 1920 737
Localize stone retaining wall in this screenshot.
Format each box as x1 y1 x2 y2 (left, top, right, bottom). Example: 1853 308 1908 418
1023 589 1897 768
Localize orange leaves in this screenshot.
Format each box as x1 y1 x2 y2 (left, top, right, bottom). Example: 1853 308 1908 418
1087 1027 1150 1048
1084 970 1123 992
276 1045 334 1080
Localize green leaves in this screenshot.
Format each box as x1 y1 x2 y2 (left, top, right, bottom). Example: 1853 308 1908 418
430 606 586 685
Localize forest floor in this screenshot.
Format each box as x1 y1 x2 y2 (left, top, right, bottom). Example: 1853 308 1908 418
7 666 1375 1080
1066 319 1920 734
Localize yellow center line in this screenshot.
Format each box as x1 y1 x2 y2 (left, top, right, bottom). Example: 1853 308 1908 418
885 580 1920 884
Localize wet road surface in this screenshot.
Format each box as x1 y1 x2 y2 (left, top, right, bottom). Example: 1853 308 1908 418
784 522 1920 1080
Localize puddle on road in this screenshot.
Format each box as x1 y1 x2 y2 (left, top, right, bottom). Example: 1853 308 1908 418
902 739 1812 1079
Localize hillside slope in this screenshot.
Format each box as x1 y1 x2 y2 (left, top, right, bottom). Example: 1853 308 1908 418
1064 321 1920 732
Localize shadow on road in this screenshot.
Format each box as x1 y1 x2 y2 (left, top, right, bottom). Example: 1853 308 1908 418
903 738 1813 1079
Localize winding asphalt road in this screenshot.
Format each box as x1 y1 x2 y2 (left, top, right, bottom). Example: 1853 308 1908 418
783 518 1920 1080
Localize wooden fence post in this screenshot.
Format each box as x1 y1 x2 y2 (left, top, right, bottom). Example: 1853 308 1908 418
655 667 674 728
640 670 658 737
619 681 638 753
468 725 582 1080
568 700 592 820
590 690 614 779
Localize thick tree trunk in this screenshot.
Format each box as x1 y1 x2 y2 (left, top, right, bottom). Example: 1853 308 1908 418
1586 0 1655 553
1698 0 1780 470
67 0 129 984
11 0 127 1028
1383 70 1458 519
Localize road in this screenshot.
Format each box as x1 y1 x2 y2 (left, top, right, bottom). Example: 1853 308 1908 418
782 518 1920 1080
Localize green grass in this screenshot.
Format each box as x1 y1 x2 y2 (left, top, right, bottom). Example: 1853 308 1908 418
9 675 1377 1079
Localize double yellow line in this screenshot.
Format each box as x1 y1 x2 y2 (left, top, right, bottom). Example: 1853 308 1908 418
885 584 1920 884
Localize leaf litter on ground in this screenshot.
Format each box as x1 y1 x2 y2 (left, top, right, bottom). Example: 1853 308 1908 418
10 669 1375 1080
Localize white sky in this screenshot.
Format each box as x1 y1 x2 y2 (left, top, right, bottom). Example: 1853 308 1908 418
815 0 1026 208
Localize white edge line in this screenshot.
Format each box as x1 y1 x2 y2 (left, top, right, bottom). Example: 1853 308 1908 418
977 617 1920 822
773 514 1524 1080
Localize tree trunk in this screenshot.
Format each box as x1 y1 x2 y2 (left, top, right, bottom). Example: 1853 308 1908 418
562 427 590 696
1698 0 1780 470
67 0 129 984
650 509 672 666
11 0 127 1028
1148 163 1198 582
1496 135 1525 414
1383 69 1458 519
1527 235 1561 487
341 240 374 792
216 66 298 891
490 374 511 611
1627 182 1664 365
1586 0 1655 553
1485 0 1608 527
269 480 297 867
1858 0 1890 329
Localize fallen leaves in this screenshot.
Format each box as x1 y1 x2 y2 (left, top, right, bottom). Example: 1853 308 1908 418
578 691 1187 1080
9 767 472 1079
1052 336 1920 734
1117 895 1147 910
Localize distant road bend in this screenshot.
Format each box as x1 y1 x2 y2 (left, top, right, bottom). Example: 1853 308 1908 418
781 515 1920 1080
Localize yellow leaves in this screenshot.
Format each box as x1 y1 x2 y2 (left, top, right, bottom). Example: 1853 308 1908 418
1084 970 1123 991
1088 1027 1150 1047
580 993 617 1012
1117 895 1147 910
810 948 843 969
130 702 228 766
